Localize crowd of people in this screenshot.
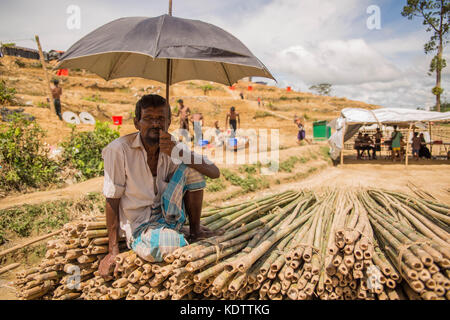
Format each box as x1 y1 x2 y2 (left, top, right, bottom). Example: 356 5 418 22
174 99 241 146
353 125 432 161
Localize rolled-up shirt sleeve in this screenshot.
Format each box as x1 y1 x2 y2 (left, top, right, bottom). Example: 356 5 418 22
102 143 126 199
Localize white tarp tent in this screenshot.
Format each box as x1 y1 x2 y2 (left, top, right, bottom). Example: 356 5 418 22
328 107 450 161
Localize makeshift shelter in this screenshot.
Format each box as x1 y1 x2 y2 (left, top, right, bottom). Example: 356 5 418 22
328 107 450 165
0 45 40 60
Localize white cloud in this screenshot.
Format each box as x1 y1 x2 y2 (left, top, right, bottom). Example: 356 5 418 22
1 0 449 109
272 39 400 85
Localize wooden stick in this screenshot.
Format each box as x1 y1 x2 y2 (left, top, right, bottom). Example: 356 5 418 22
0 263 21 275
34 35 55 113
0 230 62 258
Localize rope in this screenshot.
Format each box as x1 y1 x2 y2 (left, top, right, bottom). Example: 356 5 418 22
203 239 224 263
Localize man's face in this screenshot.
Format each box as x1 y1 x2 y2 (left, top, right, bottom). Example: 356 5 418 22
134 105 171 145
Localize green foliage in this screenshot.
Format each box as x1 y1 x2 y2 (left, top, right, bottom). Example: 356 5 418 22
279 156 301 172
238 162 262 175
253 111 272 119
267 102 279 111
432 86 444 96
60 121 120 180
0 80 16 105
205 176 226 192
221 168 268 193
30 62 43 69
37 101 50 108
0 113 59 192
200 84 214 95
402 0 449 108
309 83 332 96
14 59 26 68
83 94 107 103
431 100 450 112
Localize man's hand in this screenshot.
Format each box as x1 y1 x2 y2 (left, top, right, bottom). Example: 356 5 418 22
159 130 176 157
98 251 120 278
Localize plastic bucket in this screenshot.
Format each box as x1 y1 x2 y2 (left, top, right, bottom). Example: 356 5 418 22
229 138 237 147
247 86 253 91
112 116 123 125
199 139 209 146
287 86 291 92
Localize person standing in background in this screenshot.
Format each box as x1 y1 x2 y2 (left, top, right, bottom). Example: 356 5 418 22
226 106 240 138
191 112 204 145
175 99 191 142
51 79 63 120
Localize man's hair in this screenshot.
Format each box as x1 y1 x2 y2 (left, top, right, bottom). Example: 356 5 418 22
414 132 419 137
135 94 171 120
393 125 398 130
53 79 59 85
178 99 183 104
230 106 235 112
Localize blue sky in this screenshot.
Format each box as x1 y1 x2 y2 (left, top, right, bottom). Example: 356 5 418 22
1 0 448 109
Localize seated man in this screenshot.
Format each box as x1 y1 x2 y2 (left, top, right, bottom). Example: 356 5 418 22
99 94 221 276
354 132 364 159
362 133 375 159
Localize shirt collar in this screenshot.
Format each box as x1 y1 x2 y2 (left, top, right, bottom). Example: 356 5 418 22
131 132 145 149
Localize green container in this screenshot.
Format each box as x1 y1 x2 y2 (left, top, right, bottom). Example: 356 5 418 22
313 120 331 141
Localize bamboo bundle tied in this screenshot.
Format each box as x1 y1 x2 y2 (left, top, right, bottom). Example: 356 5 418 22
13 189 449 300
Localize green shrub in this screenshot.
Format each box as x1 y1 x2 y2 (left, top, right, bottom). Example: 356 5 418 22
83 94 107 103
60 121 120 180
221 168 268 193
14 59 26 68
0 113 59 192
253 111 272 119
0 80 16 105
205 176 226 192
37 101 50 108
279 156 301 172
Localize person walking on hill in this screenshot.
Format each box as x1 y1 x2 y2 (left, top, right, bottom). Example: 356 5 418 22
226 106 240 138
51 79 63 120
294 115 311 145
175 99 191 142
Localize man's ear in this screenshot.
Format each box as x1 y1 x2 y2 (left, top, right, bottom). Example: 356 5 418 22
133 117 139 131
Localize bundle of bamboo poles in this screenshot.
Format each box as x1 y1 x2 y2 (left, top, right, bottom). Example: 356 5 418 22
14 188 449 300
14 215 126 300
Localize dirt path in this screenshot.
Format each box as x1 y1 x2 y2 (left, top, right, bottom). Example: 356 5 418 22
0 178 103 210
231 163 450 205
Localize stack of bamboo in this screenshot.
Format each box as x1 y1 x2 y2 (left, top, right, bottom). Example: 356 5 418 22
361 189 450 300
14 215 126 300
14 188 449 300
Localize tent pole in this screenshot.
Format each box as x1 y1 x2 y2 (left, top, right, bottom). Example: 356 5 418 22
164 1 173 131
405 123 412 166
165 58 171 131
340 122 345 165
429 121 432 156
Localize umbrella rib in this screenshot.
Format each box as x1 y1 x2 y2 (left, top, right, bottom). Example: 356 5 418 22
220 62 232 86
153 15 166 58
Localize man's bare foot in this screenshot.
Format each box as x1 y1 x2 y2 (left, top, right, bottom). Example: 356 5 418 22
188 225 225 242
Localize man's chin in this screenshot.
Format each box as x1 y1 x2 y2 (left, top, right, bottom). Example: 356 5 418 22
144 137 159 145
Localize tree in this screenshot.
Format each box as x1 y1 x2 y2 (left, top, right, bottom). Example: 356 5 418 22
309 83 332 96
402 0 450 112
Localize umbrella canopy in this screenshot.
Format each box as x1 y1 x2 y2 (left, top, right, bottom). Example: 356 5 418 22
57 15 275 85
